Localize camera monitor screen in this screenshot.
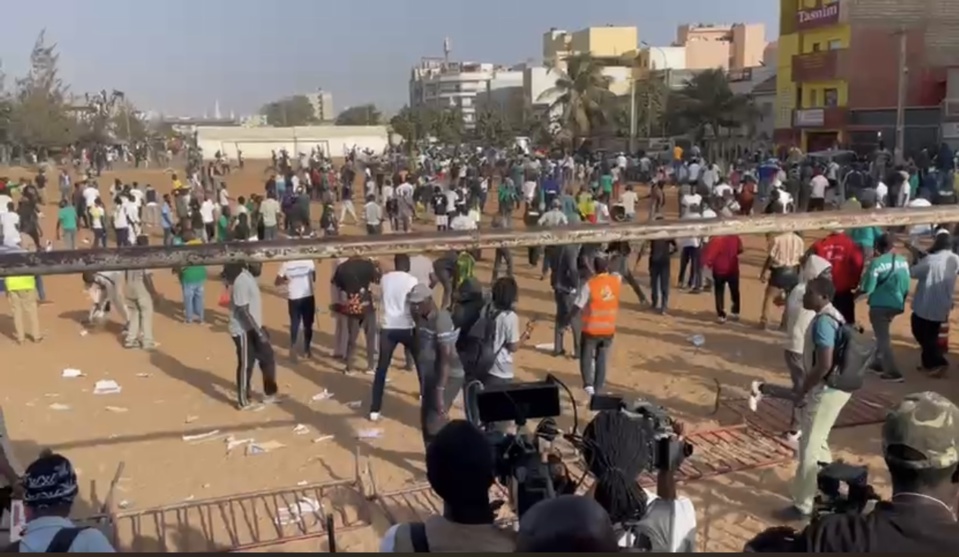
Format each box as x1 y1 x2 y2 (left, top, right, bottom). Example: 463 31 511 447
476 380 561 424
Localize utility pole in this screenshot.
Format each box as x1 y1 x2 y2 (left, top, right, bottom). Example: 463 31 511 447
628 77 637 153
894 26 908 165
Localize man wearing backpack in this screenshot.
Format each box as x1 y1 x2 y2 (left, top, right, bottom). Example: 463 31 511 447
857 233 911 383
8 450 115 552
788 276 855 520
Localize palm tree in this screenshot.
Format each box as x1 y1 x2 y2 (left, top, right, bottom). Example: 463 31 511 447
538 54 615 146
670 69 757 144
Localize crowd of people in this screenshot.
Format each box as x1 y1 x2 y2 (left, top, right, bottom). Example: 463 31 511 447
2 139 959 552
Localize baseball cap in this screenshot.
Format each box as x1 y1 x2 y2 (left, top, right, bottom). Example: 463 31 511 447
407 283 433 304
883 391 959 470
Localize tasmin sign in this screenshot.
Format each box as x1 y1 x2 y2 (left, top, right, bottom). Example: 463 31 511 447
797 0 840 31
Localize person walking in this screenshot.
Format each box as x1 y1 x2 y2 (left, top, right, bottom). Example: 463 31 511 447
908 230 959 377
276 242 316 360
224 262 278 410
176 231 206 324
55 199 78 250
572 253 621 395
703 232 744 323
332 256 380 373
549 243 582 358
858 233 910 382
638 216 677 314
4 264 42 344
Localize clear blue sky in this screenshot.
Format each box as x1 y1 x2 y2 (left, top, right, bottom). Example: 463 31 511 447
0 0 778 117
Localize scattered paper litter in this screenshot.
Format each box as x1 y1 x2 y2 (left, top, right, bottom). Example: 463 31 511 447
61 368 84 378
297 481 308 487
105 406 128 413
275 497 321 526
184 416 199 424
293 424 310 435
44 393 59 398
356 429 383 440
136 373 152 378
226 437 254 451
534 342 555 352
182 495 195 502
48 403 71 411
79 330 88 337
246 440 286 455
688 334 705 348
93 380 122 395
311 390 334 402
312 435 334 444
345 400 362 409
182 430 221 442
118 500 130 509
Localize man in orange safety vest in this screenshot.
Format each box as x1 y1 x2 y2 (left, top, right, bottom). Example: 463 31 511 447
571 253 621 396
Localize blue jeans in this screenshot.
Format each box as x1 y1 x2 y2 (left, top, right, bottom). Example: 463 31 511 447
182 282 204 323
162 227 173 246
369 328 420 414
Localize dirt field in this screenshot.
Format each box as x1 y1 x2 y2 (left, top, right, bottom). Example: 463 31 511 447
3 163 958 552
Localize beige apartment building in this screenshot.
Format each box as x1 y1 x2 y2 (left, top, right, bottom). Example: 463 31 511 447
676 23 766 70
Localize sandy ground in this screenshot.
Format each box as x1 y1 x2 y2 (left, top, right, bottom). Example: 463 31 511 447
2 162 959 552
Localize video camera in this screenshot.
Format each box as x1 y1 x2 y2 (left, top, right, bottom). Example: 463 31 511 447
467 376 577 518
589 394 693 472
814 461 880 518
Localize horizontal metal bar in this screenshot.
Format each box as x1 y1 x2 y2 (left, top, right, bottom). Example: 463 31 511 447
0 206 954 276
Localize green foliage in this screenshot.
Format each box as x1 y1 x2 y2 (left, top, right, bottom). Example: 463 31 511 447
539 54 615 141
335 104 381 126
9 30 78 148
669 69 757 142
259 95 320 127
389 105 465 147
472 109 512 147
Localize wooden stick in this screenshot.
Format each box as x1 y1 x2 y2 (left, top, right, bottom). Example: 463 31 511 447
0 206 955 276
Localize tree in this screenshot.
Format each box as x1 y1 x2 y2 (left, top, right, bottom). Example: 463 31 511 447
110 100 148 143
335 104 381 126
389 105 432 151
670 69 756 143
9 30 76 150
539 54 615 144
472 109 512 147
634 77 671 138
428 108 464 145
258 95 319 127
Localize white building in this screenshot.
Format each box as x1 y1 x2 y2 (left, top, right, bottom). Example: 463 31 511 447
645 46 687 70
409 59 524 128
305 89 335 122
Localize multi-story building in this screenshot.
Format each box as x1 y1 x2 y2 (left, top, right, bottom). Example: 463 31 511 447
409 59 524 128
776 0 959 153
305 90 334 122
675 23 767 70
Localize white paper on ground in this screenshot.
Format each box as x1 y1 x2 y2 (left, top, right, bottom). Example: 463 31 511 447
311 390 334 401
226 437 254 451
345 400 362 408
688 334 705 347
275 497 322 526
105 406 128 413
312 435 334 443
182 430 221 442
49 403 71 411
61 368 84 378
293 424 310 435
93 380 122 395
356 429 383 440
534 342 555 352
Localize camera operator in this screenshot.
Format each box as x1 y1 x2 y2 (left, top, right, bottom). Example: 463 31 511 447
581 410 697 551
379 420 515 552
746 391 959 552
516 495 620 552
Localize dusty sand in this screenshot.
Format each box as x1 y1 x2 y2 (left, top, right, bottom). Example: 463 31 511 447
2 162 957 552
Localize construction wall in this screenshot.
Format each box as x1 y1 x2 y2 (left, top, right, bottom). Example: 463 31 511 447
194 125 391 160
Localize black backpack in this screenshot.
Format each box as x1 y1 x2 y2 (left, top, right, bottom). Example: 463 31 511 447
5 526 88 552
817 314 877 392
456 303 503 381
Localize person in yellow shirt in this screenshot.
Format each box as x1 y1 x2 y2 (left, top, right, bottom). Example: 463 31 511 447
4 272 41 344
672 144 685 178
171 173 184 191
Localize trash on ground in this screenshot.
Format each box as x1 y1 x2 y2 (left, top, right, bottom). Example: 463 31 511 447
345 400 362 409
182 430 221 442
297 480 308 487
275 497 321 527
311 390 334 402
118 500 130 509
93 380 122 395
136 373 151 378
312 435 334 444
79 330 89 337
688 334 705 347
246 440 286 455
226 437 254 452
182 495 195 502
534 342 555 352
49 403 71 411
293 424 310 435
105 406 128 413
356 429 383 440
184 415 199 424
61 368 84 378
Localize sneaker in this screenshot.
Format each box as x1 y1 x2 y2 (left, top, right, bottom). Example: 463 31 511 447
717 315 727 324
784 430 802 449
879 371 904 383
585 386 596 397
748 380 764 412
262 394 285 404
730 313 740 322
369 411 381 422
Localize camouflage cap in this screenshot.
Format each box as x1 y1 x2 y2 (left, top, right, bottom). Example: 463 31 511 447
883 392 959 470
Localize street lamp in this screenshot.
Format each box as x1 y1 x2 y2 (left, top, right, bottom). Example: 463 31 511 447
638 41 669 144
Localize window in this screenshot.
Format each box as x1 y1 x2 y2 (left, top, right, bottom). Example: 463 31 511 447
809 89 819 107
824 88 839 107
828 39 842 50
811 42 821 52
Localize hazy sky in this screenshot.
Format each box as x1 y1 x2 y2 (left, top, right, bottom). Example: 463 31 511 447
0 0 778 117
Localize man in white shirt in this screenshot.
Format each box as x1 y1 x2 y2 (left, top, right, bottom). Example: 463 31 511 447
276 257 316 360
875 180 888 207
0 193 12 214
368 254 420 422
679 191 702 217
199 198 217 242
395 180 414 200
0 206 21 247
809 172 829 211
620 185 638 220
678 209 703 291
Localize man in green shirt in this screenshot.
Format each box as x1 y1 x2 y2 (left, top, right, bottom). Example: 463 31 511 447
176 231 208 324
216 207 231 242
857 233 911 382
55 199 78 250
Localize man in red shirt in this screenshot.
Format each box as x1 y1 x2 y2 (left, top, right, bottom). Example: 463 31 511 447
808 230 864 324
704 233 744 323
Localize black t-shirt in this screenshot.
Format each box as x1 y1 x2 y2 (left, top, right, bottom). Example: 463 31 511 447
433 252 457 276
762 501 959 552
432 194 448 216
333 258 378 294
35 174 47 189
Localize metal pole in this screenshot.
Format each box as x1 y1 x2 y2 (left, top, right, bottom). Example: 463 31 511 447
628 78 637 153
894 27 908 165
0 206 956 277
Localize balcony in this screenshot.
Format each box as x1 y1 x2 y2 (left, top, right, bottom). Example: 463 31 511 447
791 48 848 83
793 107 849 129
